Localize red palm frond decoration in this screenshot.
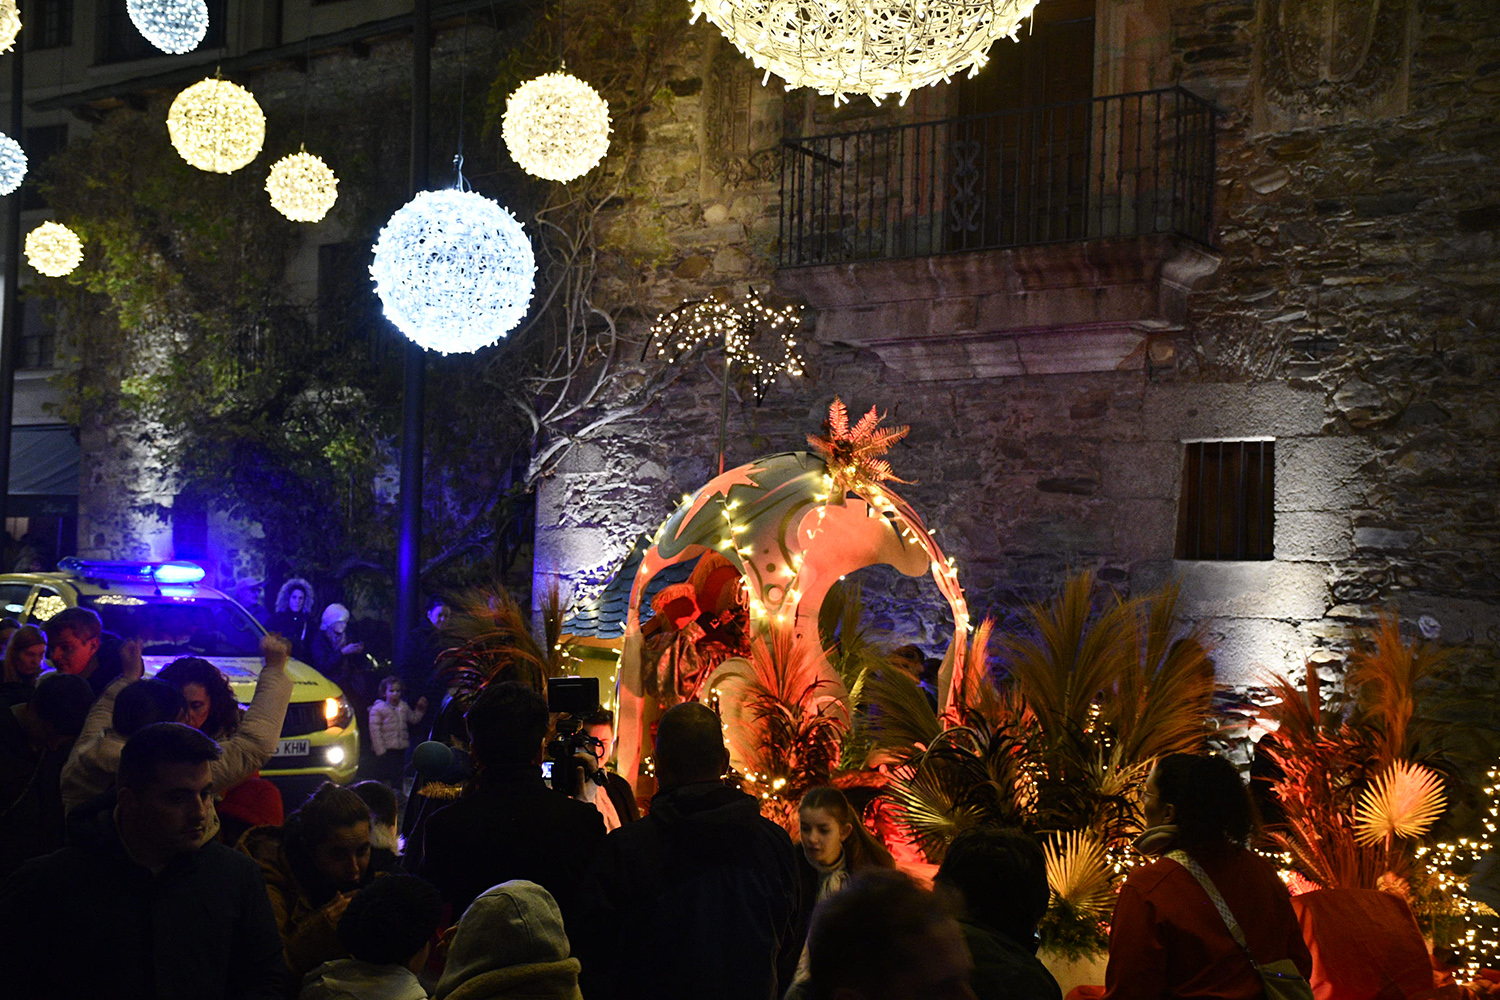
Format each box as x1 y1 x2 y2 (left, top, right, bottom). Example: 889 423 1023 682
807 397 912 495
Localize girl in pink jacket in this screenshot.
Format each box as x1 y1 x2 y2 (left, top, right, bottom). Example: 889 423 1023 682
368 675 426 788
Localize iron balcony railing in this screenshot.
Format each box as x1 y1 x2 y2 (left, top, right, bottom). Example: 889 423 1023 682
778 86 1217 268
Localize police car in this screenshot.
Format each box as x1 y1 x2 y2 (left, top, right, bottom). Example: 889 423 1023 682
0 558 359 785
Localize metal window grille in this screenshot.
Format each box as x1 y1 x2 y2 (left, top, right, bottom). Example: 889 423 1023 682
1175 441 1274 561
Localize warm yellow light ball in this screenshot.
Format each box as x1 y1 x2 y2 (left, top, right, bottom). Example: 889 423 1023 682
265 149 339 223
167 77 266 174
25 222 84 277
0 0 20 55
502 72 611 182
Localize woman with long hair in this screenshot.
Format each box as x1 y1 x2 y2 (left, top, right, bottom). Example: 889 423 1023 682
1102 753 1311 1000
0 624 46 706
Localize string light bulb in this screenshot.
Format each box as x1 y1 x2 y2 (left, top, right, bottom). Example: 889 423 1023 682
648 288 804 401
25 222 84 277
127 0 209 55
369 188 536 354
690 0 1042 105
0 0 20 54
502 71 612 182
265 147 339 223
167 76 266 174
0 131 26 195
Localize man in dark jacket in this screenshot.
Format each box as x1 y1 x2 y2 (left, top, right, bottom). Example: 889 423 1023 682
590 701 802 1000
44 606 126 698
934 827 1062 1000
0 722 287 1000
419 681 606 923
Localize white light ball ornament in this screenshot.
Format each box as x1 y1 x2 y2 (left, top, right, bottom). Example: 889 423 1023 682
370 190 536 355
25 223 84 277
266 148 339 223
167 77 266 174
127 0 209 55
0 0 21 54
0 132 26 195
502 72 611 182
690 0 1042 105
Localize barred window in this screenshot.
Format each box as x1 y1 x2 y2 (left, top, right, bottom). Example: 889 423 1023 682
1175 440 1274 560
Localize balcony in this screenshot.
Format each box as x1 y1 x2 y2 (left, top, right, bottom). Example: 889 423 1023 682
773 88 1222 381
778 87 1217 268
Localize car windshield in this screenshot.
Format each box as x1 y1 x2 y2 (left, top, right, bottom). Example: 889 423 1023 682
81 595 264 657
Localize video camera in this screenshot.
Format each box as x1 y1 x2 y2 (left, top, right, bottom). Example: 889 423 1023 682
543 676 607 793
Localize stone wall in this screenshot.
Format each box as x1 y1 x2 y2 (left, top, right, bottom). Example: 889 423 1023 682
534 0 1500 693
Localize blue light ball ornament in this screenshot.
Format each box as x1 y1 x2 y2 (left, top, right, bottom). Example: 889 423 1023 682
128 0 209 55
0 131 26 195
369 189 536 355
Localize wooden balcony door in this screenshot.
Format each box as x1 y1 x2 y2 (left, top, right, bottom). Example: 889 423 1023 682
947 0 1096 250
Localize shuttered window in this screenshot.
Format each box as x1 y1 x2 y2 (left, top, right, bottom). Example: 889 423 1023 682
1175 440 1274 560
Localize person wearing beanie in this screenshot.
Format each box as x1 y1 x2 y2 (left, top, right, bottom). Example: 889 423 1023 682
300 874 443 1000
434 880 582 1000
219 776 286 847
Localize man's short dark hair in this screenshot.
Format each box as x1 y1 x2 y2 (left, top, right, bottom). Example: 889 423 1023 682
935 826 1049 944
32 672 93 738
338 875 443 965
112 679 189 737
653 702 727 787
44 607 102 643
350 780 398 828
466 682 548 769
118 722 222 790
807 869 958 1000
581 707 614 728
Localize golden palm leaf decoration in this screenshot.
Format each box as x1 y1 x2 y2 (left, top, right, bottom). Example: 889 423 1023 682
1043 830 1116 921
1353 760 1447 846
806 397 912 496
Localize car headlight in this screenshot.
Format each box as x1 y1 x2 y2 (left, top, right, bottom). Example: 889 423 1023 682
323 697 352 729
325 746 346 766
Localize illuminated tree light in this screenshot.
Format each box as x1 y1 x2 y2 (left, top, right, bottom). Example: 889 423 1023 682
24 222 84 277
369 188 536 355
502 71 612 182
690 0 1041 106
167 77 266 174
648 288 804 401
265 148 339 223
0 131 26 194
128 0 208 55
0 0 20 54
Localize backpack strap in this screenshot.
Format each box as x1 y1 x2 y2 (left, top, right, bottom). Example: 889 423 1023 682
1165 849 1251 953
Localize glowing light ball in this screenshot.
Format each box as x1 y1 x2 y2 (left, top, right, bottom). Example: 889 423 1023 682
167 77 266 174
127 0 208 55
502 71 611 182
369 189 536 355
25 223 84 277
0 131 26 195
0 0 21 54
690 0 1042 105
265 149 339 223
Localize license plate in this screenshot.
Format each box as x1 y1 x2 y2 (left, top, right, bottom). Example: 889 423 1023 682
273 739 310 757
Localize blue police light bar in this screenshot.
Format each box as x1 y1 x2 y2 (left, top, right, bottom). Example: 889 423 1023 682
59 558 207 585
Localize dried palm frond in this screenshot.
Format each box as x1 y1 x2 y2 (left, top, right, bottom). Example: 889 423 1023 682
1354 760 1447 846
1044 830 1116 921
439 582 576 694
885 722 1029 861
1107 583 1215 765
1347 614 1450 766
857 665 943 763
954 617 1012 731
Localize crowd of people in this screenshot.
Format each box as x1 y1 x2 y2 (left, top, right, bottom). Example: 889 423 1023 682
0 593 1315 1000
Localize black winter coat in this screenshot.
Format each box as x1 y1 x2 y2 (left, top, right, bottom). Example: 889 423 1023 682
589 781 802 1000
418 763 607 924
0 803 287 1000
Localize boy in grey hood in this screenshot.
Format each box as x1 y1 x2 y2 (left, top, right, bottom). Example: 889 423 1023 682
435 880 583 1000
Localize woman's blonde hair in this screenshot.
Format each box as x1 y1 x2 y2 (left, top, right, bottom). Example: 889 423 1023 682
2 625 45 685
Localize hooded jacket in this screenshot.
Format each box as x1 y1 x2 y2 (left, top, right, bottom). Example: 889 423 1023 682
300 959 428 1000
241 824 363 980
589 781 801 1000
0 798 287 1000
270 579 316 657
435 880 583 1000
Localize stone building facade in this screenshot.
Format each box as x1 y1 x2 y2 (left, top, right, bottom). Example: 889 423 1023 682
534 0 1500 694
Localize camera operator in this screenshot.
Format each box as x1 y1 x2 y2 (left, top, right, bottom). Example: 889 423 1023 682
576 708 638 831
417 682 605 927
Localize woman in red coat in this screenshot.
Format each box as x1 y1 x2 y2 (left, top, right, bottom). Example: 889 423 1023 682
1103 753 1312 1000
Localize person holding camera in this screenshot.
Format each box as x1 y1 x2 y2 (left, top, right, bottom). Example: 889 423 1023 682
567 708 638 833
418 682 606 928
